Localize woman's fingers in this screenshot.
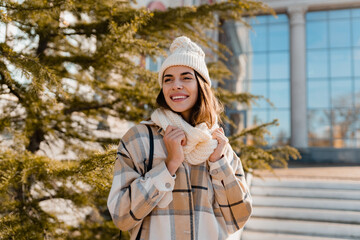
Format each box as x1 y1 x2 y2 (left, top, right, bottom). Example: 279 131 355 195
180 133 187 146
165 125 177 134
165 126 186 145
171 131 185 141
165 126 181 138
212 131 228 144
169 129 185 140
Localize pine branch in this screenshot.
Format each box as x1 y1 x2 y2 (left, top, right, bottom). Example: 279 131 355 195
62 96 125 115
0 43 61 96
1 1 66 11
0 63 25 103
229 119 278 142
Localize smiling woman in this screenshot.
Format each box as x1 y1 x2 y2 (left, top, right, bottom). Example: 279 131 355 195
107 36 252 240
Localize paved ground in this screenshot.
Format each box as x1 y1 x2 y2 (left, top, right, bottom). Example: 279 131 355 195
252 162 360 181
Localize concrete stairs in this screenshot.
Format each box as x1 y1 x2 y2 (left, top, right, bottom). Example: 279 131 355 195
241 177 360 240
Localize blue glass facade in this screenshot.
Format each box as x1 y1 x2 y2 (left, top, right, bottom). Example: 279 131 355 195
306 9 360 148
243 14 291 145
241 9 360 149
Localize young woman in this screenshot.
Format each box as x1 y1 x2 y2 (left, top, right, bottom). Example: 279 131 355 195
107 36 252 240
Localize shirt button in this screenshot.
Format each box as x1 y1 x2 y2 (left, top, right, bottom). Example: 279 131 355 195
165 182 172 189
211 169 218 175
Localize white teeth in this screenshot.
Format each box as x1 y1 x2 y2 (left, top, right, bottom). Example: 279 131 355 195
172 96 188 100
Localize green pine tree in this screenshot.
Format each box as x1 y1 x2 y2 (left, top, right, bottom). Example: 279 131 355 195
0 0 300 239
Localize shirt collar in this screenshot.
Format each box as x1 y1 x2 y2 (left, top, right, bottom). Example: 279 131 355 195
140 120 165 136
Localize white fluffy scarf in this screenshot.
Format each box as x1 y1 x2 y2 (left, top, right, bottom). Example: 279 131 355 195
151 108 218 165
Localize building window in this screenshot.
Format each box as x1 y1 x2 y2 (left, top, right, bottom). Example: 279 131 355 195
242 14 290 146
306 8 360 148
146 56 161 72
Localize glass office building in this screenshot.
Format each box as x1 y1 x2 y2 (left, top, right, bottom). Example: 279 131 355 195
231 3 360 162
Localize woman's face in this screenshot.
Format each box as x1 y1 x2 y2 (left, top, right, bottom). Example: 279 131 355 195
162 66 198 120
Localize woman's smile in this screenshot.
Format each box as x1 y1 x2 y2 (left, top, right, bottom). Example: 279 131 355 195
170 93 189 102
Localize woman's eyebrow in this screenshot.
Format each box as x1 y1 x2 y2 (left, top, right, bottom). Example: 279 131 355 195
180 72 194 76
163 72 194 78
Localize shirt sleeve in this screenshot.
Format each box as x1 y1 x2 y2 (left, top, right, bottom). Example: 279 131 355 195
107 125 175 231
208 144 253 234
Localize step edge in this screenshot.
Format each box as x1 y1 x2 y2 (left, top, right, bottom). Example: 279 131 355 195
247 215 360 225
241 229 356 240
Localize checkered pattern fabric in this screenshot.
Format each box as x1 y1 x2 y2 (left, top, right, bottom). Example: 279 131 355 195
107 122 252 240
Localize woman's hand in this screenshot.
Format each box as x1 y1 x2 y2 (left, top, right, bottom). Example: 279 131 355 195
209 127 229 162
163 125 187 175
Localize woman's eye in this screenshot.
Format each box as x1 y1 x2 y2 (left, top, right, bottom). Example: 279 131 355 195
164 79 171 82
184 77 192 80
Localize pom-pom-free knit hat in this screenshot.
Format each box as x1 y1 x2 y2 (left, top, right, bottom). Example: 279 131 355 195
158 36 211 87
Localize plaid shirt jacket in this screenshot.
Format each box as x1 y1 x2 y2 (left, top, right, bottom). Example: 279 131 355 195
107 121 252 240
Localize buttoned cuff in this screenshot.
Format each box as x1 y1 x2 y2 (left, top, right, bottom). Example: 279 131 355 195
150 161 176 192
208 156 234 181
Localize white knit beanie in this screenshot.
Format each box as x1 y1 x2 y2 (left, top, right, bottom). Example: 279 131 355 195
158 36 211 87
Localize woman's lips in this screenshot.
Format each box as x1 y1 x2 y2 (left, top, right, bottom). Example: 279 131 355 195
170 95 189 102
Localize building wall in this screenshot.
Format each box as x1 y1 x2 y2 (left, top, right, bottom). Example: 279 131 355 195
223 0 360 162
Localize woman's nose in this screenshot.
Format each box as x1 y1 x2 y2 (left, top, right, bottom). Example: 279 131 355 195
172 79 183 89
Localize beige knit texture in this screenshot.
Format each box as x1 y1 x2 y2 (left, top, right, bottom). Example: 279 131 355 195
151 108 218 165
158 36 211 87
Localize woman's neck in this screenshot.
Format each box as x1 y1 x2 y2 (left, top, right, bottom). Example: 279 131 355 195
181 111 190 123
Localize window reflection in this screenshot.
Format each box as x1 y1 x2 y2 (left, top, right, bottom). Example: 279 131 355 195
308 109 332 145
308 139 329 147
269 110 290 145
269 52 289 79
329 9 350 19
332 109 356 140
307 21 328 49
307 8 360 147
331 79 353 108
354 48 360 76
352 19 360 46
353 9 360 17
250 25 267 52
251 81 268 109
252 110 268 125
243 14 290 146
308 80 330 108
148 57 158 72
333 139 356 148
330 49 352 77
269 24 289 51
329 19 351 47
250 53 267 79
249 15 268 25
269 14 288 23
306 11 327 21
355 79 360 106
355 110 360 145
332 108 358 148
269 81 289 108
307 50 328 78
